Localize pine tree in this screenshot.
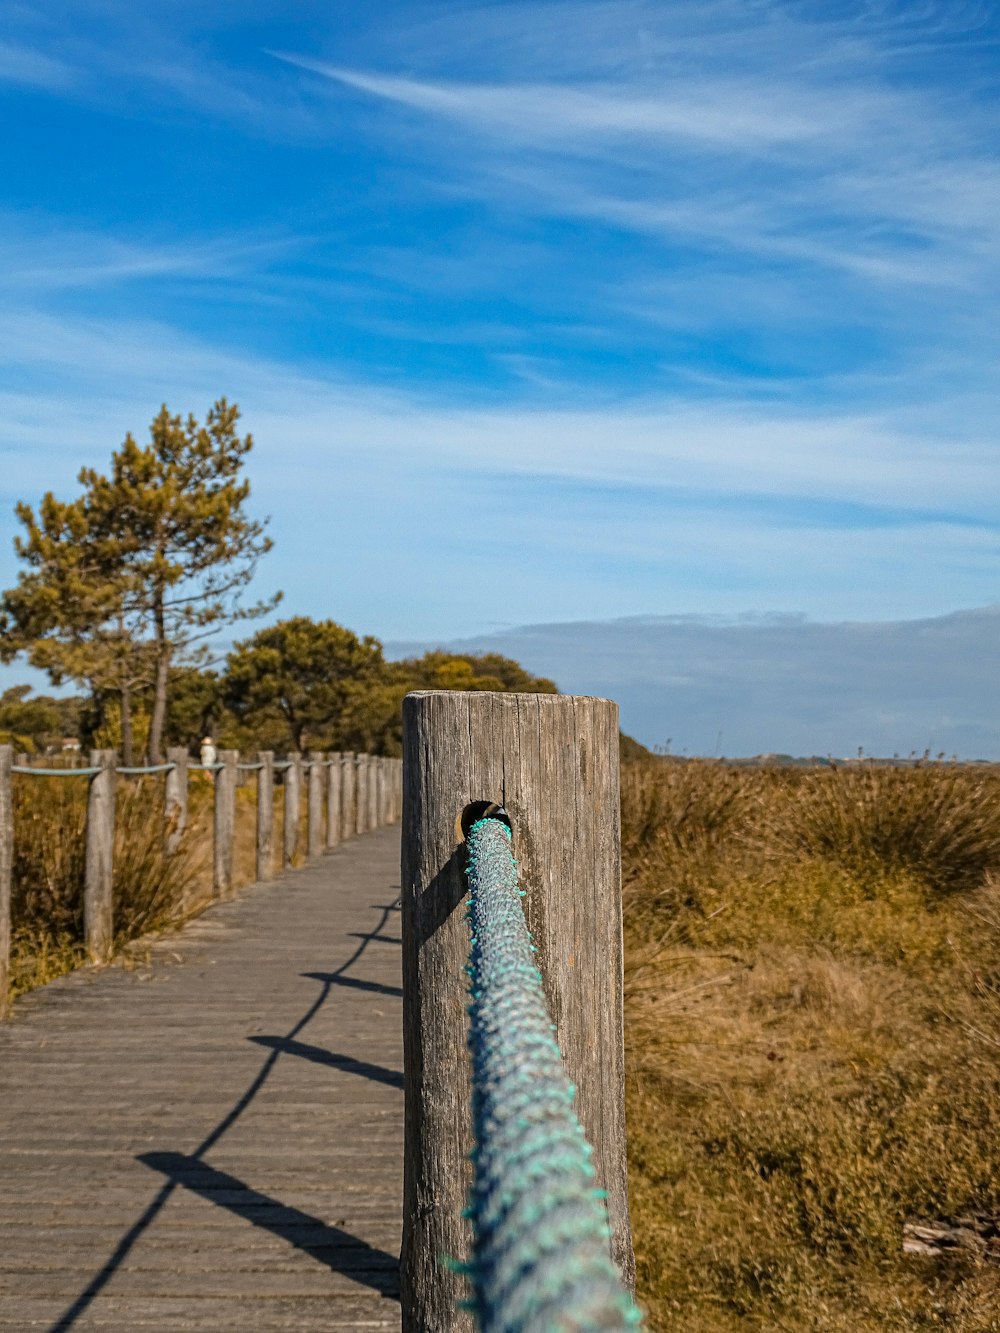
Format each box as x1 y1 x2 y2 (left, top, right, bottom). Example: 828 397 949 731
1 400 279 761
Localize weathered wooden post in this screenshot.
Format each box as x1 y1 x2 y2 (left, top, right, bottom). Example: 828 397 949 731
326 751 342 848
284 756 301 868
164 747 189 855
370 755 382 828
340 751 355 840
256 752 274 882
85 749 116 963
355 754 369 834
213 749 238 898
400 692 633 1330
0 746 12 1017
307 752 324 860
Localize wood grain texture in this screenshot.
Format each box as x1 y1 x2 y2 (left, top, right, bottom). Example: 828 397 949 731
0 829 404 1332
284 759 301 869
356 756 370 836
257 752 275 882
164 748 188 858
400 691 634 1332
368 760 380 832
307 753 324 861
85 750 116 963
327 752 342 849
341 753 356 844
214 751 238 899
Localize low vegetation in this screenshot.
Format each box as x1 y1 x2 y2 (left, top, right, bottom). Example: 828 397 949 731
9 773 205 998
621 759 1000 1331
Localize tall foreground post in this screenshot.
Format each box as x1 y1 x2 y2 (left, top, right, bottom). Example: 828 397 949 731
85 749 116 962
400 692 633 1331
0 746 12 1017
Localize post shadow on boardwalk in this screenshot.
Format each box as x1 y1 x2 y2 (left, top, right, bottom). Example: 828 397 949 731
47 892 403 1331
249 1035 404 1089
302 971 403 998
139 1153 400 1295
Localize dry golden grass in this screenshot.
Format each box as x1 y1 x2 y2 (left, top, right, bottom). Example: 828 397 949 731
622 760 1000 1332
7 768 323 1007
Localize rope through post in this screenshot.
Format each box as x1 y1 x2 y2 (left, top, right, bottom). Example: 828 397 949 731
463 813 642 1332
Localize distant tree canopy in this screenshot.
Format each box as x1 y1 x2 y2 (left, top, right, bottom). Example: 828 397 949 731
0 400 279 763
224 618 386 754
153 620 561 756
0 686 79 753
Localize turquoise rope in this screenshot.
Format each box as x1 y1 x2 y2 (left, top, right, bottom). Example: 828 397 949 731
463 815 642 1332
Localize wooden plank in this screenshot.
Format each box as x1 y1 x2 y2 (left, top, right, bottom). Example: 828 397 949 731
0 831 404 1331
399 691 633 1331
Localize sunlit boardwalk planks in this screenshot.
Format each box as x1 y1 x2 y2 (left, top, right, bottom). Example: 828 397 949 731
0 827 404 1331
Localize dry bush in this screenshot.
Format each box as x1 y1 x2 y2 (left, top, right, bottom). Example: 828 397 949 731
761 762 1000 895
621 760 755 931
8 773 200 1001
622 759 1000 1333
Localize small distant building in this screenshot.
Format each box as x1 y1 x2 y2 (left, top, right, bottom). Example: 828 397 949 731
61 737 81 752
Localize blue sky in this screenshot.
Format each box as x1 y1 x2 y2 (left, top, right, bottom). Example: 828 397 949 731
2 1 1000 654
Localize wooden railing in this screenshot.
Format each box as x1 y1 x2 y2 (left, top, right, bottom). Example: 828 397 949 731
0 745 402 1015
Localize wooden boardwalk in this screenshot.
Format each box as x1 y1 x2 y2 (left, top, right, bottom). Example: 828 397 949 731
0 828 404 1331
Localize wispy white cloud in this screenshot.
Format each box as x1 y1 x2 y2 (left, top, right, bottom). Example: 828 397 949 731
1 302 998 641
286 60 842 149
0 215 305 293
0 39 73 90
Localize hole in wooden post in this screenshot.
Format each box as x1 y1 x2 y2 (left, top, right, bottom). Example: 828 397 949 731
455 800 513 843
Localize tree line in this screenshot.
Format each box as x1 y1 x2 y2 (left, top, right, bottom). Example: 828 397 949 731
0 401 556 761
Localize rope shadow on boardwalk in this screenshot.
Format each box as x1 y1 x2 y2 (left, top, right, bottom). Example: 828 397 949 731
47 897 402 1333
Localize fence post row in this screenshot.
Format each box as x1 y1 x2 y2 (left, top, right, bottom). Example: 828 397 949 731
0 746 12 1018
399 692 634 1330
0 748 401 1014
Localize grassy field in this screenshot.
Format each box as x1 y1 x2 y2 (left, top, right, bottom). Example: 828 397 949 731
621 759 1000 1331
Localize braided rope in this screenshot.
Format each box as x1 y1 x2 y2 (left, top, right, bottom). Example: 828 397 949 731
464 815 642 1332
